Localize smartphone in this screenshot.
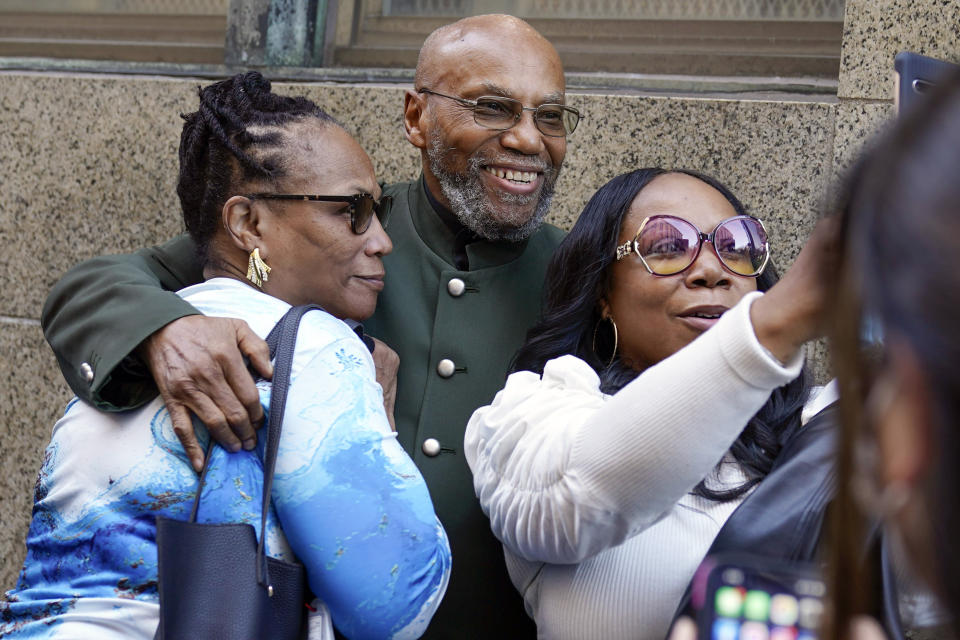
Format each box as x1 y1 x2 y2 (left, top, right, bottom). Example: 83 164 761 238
694 554 826 640
894 51 960 115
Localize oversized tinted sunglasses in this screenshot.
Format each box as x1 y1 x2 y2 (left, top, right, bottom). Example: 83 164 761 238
245 193 392 235
417 88 581 137
615 214 770 277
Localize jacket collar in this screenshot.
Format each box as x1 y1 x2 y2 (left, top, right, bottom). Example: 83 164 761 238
409 176 531 271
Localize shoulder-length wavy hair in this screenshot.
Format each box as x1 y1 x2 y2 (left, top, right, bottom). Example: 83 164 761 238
512 168 811 501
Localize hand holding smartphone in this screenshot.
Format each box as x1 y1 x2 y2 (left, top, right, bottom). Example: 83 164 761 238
693 554 826 640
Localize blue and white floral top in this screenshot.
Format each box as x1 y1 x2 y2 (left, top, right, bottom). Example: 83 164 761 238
1 278 451 639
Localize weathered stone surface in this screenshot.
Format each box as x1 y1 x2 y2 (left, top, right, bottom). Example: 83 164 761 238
839 0 960 101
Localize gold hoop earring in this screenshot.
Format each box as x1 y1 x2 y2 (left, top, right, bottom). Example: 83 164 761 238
592 316 619 367
246 247 271 288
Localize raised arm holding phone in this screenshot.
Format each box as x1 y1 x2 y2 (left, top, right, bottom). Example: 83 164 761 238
464 168 840 639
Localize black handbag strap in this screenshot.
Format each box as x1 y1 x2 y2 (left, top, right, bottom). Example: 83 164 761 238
255 304 323 588
185 305 370 591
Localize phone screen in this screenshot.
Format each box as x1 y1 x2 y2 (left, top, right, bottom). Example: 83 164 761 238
699 560 826 640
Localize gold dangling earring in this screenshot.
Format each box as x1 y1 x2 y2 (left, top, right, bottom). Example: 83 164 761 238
592 316 619 367
246 247 271 288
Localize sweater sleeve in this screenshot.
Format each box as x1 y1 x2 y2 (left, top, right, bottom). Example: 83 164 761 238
464 291 803 565
270 323 451 640
41 234 203 411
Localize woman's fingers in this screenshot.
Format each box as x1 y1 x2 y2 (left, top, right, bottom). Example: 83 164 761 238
849 616 889 640
751 215 840 363
667 616 698 640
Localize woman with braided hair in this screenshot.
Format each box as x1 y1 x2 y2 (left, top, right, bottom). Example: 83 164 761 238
1 72 451 639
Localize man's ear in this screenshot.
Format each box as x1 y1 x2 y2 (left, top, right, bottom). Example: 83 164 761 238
403 89 428 149
222 195 263 253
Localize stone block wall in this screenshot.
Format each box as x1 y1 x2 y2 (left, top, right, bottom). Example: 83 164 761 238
0 73 837 591
1 0 958 596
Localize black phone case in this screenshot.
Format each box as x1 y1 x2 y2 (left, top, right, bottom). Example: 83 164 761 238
894 51 960 115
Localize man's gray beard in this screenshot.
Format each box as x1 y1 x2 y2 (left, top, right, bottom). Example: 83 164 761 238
427 130 558 242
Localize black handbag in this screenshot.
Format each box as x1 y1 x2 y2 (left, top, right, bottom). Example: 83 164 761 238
155 304 332 640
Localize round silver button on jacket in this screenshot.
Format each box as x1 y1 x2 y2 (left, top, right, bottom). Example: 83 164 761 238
447 278 466 297
437 358 456 378
422 438 441 457
80 362 94 383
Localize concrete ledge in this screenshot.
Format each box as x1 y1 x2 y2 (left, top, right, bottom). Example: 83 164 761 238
0 57 840 97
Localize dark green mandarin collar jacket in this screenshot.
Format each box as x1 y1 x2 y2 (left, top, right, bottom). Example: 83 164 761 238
42 177 565 638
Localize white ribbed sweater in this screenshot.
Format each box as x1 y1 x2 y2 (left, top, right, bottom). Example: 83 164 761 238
465 292 834 640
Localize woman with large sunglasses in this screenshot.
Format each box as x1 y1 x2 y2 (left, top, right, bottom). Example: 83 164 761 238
1 72 450 639
465 168 836 639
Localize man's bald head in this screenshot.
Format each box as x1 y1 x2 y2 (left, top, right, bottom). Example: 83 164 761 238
414 15 563 90
405 14 568 242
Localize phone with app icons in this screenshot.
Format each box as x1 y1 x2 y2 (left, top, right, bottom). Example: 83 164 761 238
695 554 826 640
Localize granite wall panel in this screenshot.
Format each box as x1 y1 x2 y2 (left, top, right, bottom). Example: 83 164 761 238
0 74 838 318
0 71 839 589
555 95 836 268
3 0 958 613
831 100 896 182
0 74 190 319
839 0 960 101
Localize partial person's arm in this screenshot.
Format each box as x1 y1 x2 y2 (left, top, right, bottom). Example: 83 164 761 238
464 292 803 565
272 322 451 639
43 234 274 471
42 234 203 409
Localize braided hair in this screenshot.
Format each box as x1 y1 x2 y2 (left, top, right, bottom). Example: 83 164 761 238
176 71 338 261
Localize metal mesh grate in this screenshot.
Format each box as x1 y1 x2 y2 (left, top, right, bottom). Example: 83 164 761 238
383 0 471 15
0 0 229 15
111 0 227 13
384 0 845 20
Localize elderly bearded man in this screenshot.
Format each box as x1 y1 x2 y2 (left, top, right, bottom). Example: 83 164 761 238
42 14 578 638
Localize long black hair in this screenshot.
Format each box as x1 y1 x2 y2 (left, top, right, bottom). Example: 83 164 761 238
512 168 811 501
176 71 339 262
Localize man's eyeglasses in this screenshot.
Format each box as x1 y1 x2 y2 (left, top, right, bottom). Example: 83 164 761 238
417 88 581 137
245 193 392 235
615 214 770 277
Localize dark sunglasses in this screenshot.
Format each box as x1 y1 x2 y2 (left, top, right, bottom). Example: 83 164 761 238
417 88 581 137
615 214 770 277
245 193 392 235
